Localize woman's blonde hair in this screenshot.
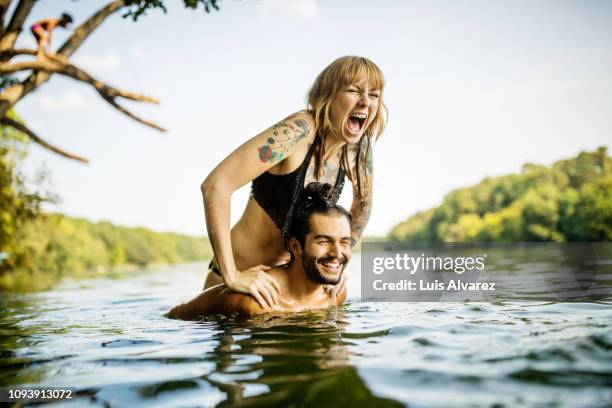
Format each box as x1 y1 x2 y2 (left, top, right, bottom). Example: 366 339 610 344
307 56 388 199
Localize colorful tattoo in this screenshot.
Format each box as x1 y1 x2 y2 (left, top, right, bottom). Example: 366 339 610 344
304 149 342 185
257 118 310 163
351 195 372 244
360 136 374 177
350 136 374 245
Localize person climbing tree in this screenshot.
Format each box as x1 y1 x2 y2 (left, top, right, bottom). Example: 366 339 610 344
30 12 73 59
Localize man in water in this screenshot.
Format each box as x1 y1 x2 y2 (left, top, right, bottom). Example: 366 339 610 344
169 183 350 319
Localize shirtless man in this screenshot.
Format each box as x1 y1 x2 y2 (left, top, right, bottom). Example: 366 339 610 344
169 183 351 319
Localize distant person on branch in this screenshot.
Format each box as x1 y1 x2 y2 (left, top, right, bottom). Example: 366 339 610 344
30 12 73 59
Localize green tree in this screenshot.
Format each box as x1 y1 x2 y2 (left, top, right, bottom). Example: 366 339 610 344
389 147 612 243
560 175 612 241
0 111 54 275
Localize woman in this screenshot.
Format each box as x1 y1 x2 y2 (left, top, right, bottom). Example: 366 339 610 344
30 13 73 59
202 56 388 309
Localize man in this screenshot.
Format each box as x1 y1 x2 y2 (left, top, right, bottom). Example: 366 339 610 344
169 183 351 319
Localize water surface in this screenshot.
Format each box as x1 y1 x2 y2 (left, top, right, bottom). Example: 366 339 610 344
1 260 611 407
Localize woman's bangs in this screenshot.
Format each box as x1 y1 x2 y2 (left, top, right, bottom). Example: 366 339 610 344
339 60 385 91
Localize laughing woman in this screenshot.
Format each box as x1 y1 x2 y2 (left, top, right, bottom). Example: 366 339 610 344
202 56 388 309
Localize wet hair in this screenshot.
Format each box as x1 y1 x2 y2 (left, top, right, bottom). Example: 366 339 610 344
60 13 73 25
307 56 388 199
287 182 352 248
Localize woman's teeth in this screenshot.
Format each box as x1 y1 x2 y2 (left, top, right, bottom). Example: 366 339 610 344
348 116 364 134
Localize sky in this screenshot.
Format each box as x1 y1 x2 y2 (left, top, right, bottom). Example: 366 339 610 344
9 0 612 237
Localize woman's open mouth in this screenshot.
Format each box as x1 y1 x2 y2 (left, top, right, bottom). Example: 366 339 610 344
347 113 367 135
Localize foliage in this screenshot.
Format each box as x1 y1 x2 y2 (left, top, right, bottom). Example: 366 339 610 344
1 117 211 292
0 75 19 92
0 112 55 277
1 213 212 291
389 147 612 243
122 0 221 21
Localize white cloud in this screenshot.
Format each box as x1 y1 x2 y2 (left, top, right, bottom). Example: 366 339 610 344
40 90 84 111
73 53 120 72
261 0 318 18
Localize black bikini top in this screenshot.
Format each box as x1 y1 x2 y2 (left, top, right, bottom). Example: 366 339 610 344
251 137 346 239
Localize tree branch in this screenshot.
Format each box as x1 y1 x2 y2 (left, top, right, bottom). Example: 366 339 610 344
0 0 126 116
0 46 34 61
0 116 89 163
0 0 12 38
0 50 165 131
99 93 165 131
0 59 62 73
0 0 35 53
58 0 126 58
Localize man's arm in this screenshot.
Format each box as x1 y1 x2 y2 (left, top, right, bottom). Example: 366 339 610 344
168 285 264 320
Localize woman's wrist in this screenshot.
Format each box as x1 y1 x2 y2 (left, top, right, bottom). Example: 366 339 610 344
222 270 237 286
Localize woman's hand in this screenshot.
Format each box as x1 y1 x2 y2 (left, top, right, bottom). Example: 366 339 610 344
226 265 281 309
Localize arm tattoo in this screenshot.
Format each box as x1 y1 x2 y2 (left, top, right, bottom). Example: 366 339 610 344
350 136 374 246
257 118 310 163
351 194 372 246
361 135 373 179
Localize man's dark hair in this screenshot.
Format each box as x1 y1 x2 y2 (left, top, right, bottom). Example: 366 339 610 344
286 182 352 247
60 13 73 25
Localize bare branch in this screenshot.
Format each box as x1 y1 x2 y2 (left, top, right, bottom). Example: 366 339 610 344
0 0 126 116
0 116 89 163
0 0 12 37
58 0 125 58
0 58 60 73
61 62 160 104
0 51 158 104
0 51 165 131
0 46 39 61
0 0 35 53
99 93 165 132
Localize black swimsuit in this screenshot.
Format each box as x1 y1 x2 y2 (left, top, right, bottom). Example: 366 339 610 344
209 138 345 276
252 138 345 238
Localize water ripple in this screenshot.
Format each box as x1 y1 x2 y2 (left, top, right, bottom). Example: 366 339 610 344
1 262 611 406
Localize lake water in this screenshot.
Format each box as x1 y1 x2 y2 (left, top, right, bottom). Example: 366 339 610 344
1 258 611 407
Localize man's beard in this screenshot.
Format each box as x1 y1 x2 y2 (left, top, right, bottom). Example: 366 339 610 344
302 254 345 285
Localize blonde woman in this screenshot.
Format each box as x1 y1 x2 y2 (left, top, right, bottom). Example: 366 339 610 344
202 56 388 309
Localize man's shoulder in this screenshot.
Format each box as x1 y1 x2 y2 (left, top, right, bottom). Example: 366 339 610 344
216 291 265 316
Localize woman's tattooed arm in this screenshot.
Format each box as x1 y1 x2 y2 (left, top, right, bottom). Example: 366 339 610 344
349 137 374 247
256 117 310 163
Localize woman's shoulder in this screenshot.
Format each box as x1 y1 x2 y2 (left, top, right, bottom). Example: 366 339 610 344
283 110 316 136
287 109 315 123
267 110 317 150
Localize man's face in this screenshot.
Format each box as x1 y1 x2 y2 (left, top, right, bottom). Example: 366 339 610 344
300 213 352 285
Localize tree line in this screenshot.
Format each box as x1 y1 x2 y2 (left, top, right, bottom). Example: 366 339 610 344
389 147 611 243
1 115 211 291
